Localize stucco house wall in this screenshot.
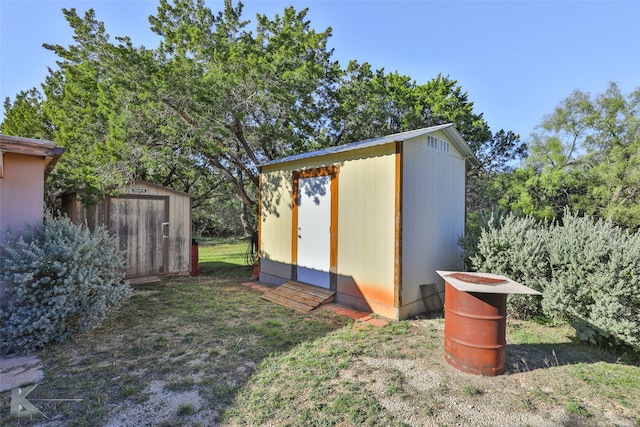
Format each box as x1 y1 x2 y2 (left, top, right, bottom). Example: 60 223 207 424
0 135 64 242
0 134 64 303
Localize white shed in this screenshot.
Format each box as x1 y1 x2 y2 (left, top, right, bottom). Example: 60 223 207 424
259 124 480 320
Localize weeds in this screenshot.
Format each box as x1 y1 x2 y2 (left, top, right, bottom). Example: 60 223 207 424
384 371 407 398
565 399 591 417
521 397 536 411
462 384 484 396
177 404 196 416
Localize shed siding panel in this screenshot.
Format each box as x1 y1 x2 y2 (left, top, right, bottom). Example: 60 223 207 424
260 149 371 270
260 169 294 271
259 144 396 297
177 192 191 274
168 193 191 274
401 134 466 314
336 147 396 308
66 197 106 231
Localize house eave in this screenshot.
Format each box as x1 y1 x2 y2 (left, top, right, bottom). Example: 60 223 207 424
0 134 65 178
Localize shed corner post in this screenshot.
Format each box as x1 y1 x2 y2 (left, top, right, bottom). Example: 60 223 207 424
290 170 300 281
394 140 403 310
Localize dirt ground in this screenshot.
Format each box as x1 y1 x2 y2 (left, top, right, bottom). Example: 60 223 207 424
333 318 637 427
8 285 637 427
91 319 637 426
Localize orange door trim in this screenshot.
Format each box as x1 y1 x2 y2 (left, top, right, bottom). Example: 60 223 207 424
291 165 340 289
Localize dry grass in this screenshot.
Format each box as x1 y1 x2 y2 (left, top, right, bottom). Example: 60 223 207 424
1 240 638 426
0 274 350 426
223 318 640 426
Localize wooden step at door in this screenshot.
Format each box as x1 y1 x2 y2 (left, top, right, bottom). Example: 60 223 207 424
262 281 336 313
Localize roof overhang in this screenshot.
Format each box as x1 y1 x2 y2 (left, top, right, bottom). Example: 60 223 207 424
260 123 481 169
0 134 65 177
439 124 481 168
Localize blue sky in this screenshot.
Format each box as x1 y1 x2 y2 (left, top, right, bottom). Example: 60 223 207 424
1 0 638 142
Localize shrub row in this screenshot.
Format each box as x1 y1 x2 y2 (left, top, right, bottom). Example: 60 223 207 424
464 210 640 351
1 214 131 355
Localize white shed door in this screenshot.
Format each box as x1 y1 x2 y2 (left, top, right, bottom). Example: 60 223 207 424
297 175 331 289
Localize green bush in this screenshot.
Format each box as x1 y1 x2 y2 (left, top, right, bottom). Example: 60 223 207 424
465 212 550 318
459 208 503 271
464 210 640 351
0 214 131 355
543 212 640 350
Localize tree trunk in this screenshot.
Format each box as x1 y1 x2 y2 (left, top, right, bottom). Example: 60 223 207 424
239 198 254 238
606 182 624 223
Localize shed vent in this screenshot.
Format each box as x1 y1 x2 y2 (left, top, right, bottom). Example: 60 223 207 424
427 135 450 153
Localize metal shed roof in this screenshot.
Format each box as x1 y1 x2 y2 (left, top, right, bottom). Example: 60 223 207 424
261 123 480 168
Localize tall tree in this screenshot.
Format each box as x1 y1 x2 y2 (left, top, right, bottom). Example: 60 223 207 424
587 84 640 227
144 0 341 234
332 61 527 214
1 88 53 139
501 83 639 228
41 8 128 204
333 62 492 145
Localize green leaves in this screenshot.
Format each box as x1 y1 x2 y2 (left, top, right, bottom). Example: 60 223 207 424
543 212 640 350
1 0 522 235
1 214 130 355
1 88 52 139
333 64 494 145
503 83 640 228
142 0 343 233
466 210 640 350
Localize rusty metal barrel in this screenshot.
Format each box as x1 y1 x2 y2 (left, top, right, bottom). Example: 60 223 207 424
437 271 542 376
444 280 507 376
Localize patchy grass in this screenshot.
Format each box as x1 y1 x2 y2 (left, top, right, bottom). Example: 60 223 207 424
462 384 484 396
223 318 639 426
565 398 591 417
197 238 249 277
1 242 638 426
569 362 640 412
0 260 349 426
